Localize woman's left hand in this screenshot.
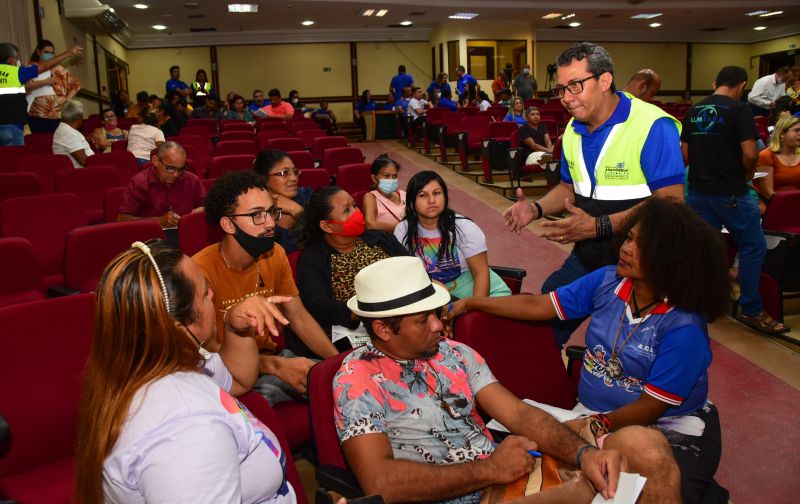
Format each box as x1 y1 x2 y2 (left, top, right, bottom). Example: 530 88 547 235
540 199 597 244
226 295 293 339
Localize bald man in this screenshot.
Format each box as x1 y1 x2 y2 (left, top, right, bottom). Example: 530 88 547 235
625 69 662 102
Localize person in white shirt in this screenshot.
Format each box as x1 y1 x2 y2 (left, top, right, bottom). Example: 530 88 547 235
406 86 428 126
51 99 93 167
748 67 791 117
75 239 298 504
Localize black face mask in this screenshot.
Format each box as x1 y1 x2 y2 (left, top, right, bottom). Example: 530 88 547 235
231 221 275 259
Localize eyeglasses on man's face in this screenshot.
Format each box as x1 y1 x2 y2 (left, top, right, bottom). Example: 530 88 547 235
551 74 601 99
157 156 186 174
228 207 282 225
269 168 299 178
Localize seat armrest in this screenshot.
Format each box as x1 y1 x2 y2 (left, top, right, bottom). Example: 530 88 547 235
47 285 81 297
315 464 364 499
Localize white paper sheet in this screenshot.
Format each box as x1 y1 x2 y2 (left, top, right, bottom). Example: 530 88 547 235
591 472 647 504
331 324 370 348
25 71 54 111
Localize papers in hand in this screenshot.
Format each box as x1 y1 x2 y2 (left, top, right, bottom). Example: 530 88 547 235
486 399 584 432
331 324 371 348
591 472 647 504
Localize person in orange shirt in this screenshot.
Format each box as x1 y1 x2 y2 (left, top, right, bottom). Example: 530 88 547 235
259 88 295 120
755 115 800 205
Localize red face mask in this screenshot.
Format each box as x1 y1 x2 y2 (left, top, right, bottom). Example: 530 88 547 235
326 208 366 237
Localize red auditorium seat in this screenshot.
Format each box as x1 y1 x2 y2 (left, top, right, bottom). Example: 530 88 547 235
185 118 218 136
321 147 364 178
177 210 225 257
763 190 800 233
486 106 507 121
0 237 46 308
0 193 87 288
456 116 491 171
110 139 128 152
437 111 466 162
296 128 327 149
287 250 301 282
214 140 258 157
103 186 125 223
257 130 292 150
86 151 140 186
479 121 520 183
291 120 319 135
176 133 214 157
287 150 316 171
15 154 74 193
351 190 367 210
0 145 32 173
182 143 211 178
208 154 256 179
0 173 43 213
258 122 291 134
0 294 94 503
298 168 330 190
219 130 256 142
337 163 372 195
267 137 305 152
55 166 121 224
220 120 253 133
64 221 166 293
201 178 216 192
311 135 348 161
23 132 55 154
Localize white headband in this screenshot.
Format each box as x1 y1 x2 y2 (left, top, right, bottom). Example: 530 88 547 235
131 241 170 313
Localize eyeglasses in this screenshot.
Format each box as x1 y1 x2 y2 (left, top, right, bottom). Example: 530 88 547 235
269 168 299 178
228 207 282 225
551 74 601 98
157 156 186 174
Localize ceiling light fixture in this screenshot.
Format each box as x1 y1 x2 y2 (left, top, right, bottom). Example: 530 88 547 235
561 13 575 20
361 9 374 16
376 9 388 17
745 10 769 16
569 22 581 28
760 11 783 17
399 20 413 26
649 22 662 28
448 12 479 20
228 3 258 13
152 24 167 30
541 13 562 20
301 20 315 26
133 3 148 9
754 26 767 30
630 13 662 19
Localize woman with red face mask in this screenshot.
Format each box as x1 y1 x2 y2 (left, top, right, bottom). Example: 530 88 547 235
292 186 410 347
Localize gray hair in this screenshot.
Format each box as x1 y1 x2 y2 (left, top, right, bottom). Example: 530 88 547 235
61 100 84 122
557 42 616 91
156 140 186 159
0 42 19 62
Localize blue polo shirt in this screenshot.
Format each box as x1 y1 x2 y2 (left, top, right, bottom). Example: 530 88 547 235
560 92 684 194
456 74 478 96
356 101 377 113
396 97 411 114
166 78 189 94
426 81 450 98
437 97 458 112
551 266 710 417
503 113 526 125
390 73 414 97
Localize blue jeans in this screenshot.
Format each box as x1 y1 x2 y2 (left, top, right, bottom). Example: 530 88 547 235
688 191 766 316
0 124 24 146
541 252 591 346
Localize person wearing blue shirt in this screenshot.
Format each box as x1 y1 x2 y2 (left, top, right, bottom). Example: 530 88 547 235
355 90 377 140
503 97 526 125
165 65 191 105
455 65 479 106
436 86 458 112
389 65 414 102
504 42 685 346
449 197 732 504
425 72 449 106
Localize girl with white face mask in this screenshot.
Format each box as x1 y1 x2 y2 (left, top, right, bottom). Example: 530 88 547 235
363 154 406 232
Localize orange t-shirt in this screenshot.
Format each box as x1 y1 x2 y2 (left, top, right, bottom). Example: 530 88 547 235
757 149 800 192
193 242 299 353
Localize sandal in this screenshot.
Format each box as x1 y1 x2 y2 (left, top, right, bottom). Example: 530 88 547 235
736 311 791 335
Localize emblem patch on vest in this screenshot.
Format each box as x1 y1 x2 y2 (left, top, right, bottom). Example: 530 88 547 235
604 162 628 180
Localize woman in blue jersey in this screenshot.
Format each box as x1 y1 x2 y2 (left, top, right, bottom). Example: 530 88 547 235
446 197 731 504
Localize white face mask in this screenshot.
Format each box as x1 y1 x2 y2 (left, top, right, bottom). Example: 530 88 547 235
523 68 530 75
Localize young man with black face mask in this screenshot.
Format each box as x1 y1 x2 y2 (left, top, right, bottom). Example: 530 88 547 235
193 171 338 405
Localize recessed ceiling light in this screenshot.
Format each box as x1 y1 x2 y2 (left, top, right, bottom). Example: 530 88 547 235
631 13 662 19
301 20 315 26
361 9 375 16
133 3 148 9
152 24 167 30
569 22 581 28
754 26 767 30
448 12 479 20
745 10 769 16
649 22 662 28
227 3 258 13
561 13 575 20
399 20 413 26
541 13 562 20
760 11 783 17
375 9 388 17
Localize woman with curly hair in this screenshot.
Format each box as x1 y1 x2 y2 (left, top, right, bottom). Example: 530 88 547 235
446 197 731 504
394 170 511 299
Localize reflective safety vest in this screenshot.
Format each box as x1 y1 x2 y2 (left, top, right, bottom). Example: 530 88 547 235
0 63 28 125
562 96 681 201
192 81 211 96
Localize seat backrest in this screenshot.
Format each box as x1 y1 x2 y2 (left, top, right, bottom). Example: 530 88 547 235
0 237 45 308
453 311 577 409
291 120 319 135
215 140 258 157
103 186 126 222
352 190 367 210
0 193 87 283
0 294 94 479
176 134 214 157
201 178 216 192
762 190 800 232
308 351 353 469
15 154 74 193
219 130 256 142
321 147 364 176
460 117 490 142
208 154 256 179
55 166 122 221
540 119 558 138
257 130 292 150
296 129 327 149
311 136 348 159
510 128 520 148
178 210 225 256
287 150 315 171
0 145 32 172
110 139 128 152
267 137 305 152
24 132 55 154
487 121 519 139
337 163 372 195
258 122 291 133
287 249 301 283
86 151 140 186
182 143 210 179
441 111 466 133
426 107 447 124
185 118 219 135
64 221 166 292
220 120 253 132
462 106 479 116
0 173 43 211
298 168 330 190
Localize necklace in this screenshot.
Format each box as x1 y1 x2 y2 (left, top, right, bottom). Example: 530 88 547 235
219 244 264 291
400 359 462 419
606 291 659 380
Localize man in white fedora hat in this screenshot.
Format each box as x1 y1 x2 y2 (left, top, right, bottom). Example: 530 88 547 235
333 256 681 503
